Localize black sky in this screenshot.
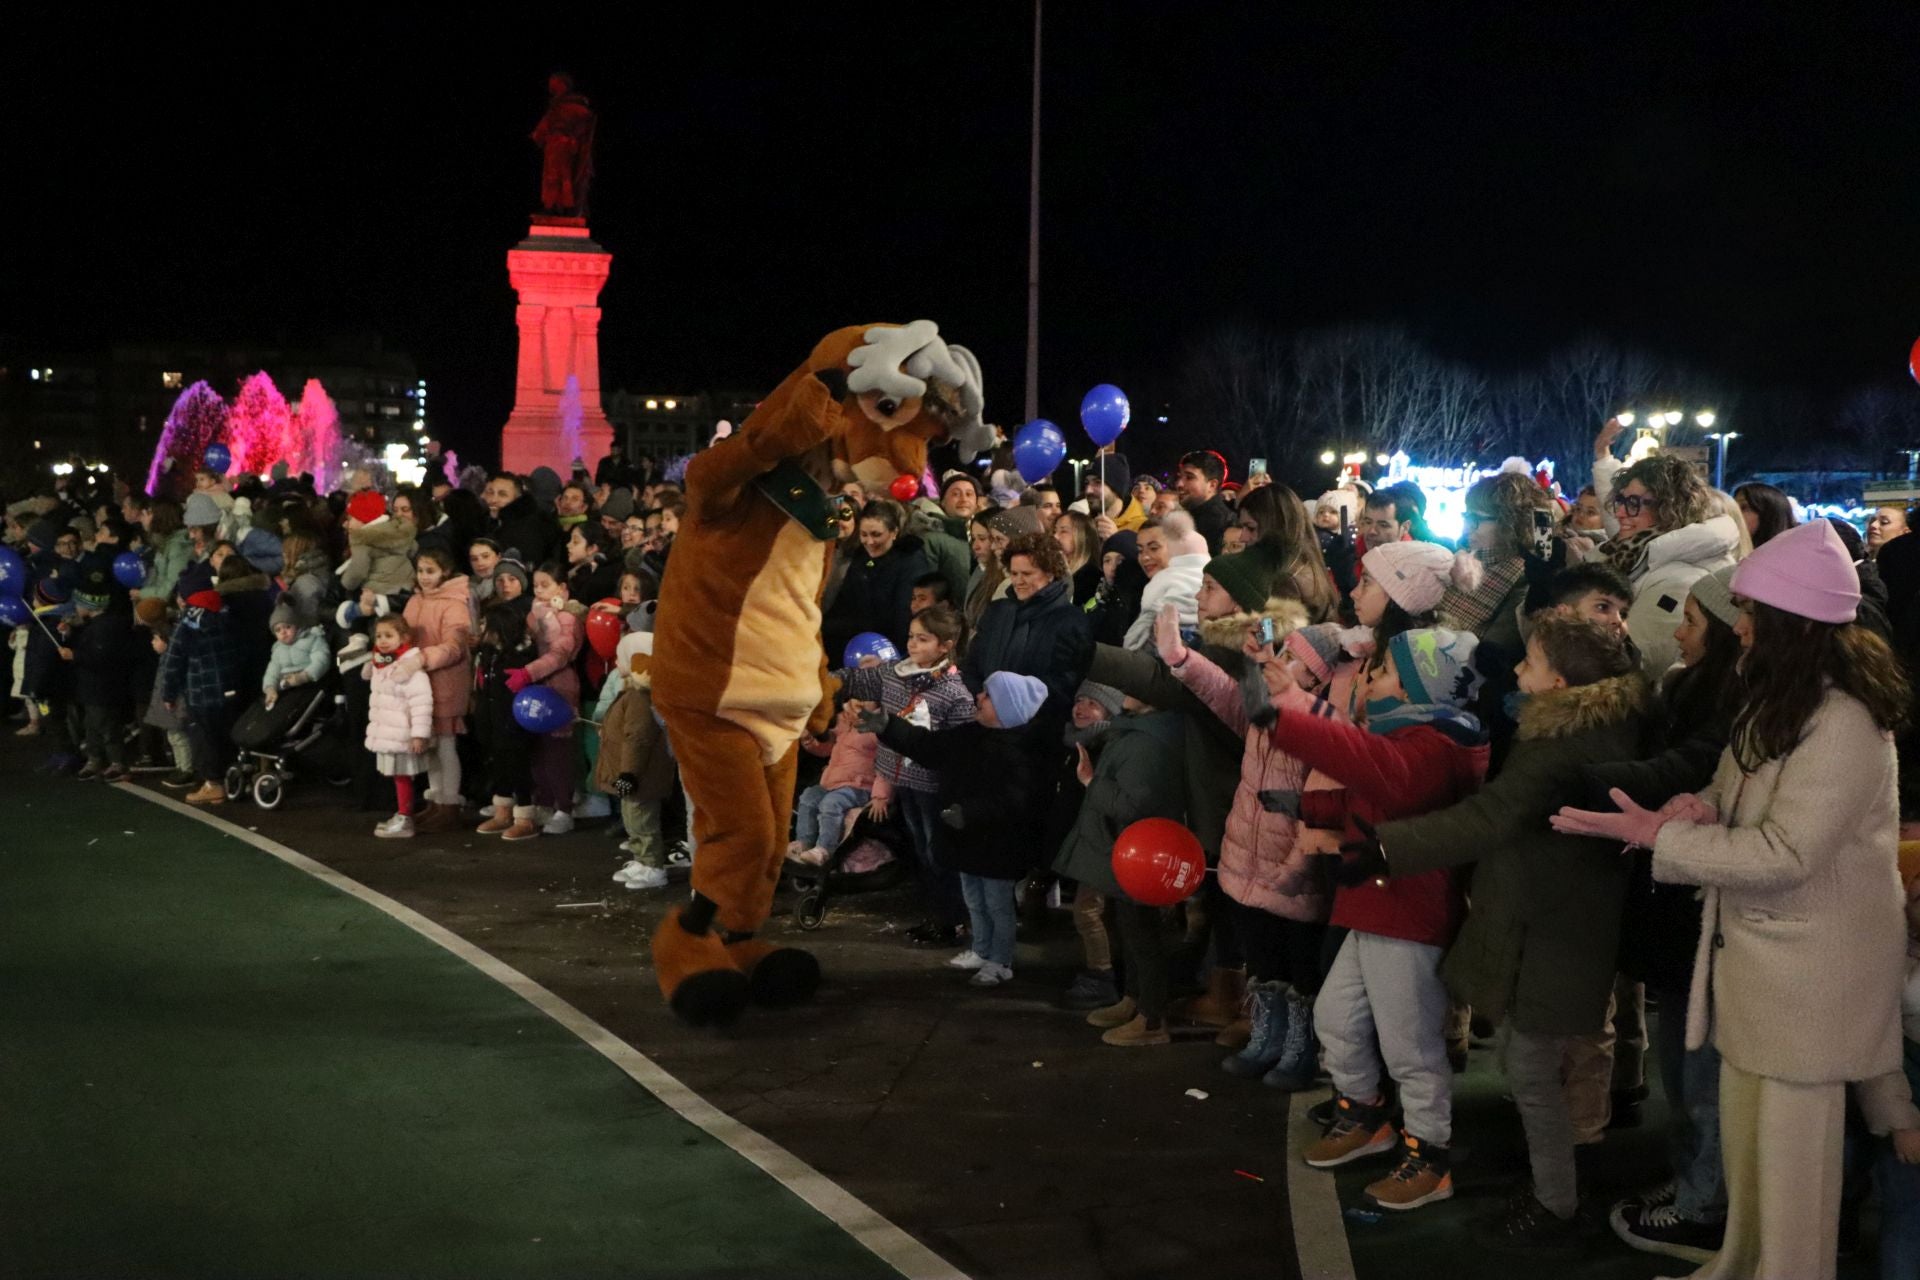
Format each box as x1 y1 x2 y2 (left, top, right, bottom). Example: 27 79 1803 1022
8 4 1920 465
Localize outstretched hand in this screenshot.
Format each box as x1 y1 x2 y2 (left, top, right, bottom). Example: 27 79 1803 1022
1154 603 1188 667
852 702 889 735
1551 787 1682 849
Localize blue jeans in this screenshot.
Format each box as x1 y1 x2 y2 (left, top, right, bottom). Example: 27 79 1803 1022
959 873 1018 968
793 784 871 849
897 788 963 929
1653 984 1726 1221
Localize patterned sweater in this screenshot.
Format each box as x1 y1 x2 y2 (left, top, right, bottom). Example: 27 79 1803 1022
842 660 976 794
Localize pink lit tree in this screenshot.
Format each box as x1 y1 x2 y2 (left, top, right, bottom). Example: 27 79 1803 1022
227 372 297 477
146 380 229 498
296 378 344 481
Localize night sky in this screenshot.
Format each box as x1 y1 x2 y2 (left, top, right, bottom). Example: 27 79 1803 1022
8 5 1920 466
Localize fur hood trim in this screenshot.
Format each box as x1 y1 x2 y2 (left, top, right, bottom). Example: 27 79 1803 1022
1515 672 1648 741
349 517 417 550
1197 597 1310 650
215 571 271 596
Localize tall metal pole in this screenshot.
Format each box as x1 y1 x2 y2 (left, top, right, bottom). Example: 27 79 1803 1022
1024 0 1042 425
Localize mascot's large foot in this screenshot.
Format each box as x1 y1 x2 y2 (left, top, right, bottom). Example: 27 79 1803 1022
652 905 751 1027
724 936 822 1008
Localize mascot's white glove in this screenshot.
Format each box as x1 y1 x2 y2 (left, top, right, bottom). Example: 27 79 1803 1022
845 321 991 460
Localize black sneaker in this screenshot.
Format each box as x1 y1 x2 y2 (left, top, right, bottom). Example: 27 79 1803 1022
1306 1094 1338 1131
1609 1202 1723 1265
1057 969 1120 1011
162 770 197 789
1472 1192 1582 1253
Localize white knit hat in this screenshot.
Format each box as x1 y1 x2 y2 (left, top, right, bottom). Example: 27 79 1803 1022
1361 543 1483 616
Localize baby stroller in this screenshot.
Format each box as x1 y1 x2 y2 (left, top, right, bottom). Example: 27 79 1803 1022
782 807 911 931
224 672 349 809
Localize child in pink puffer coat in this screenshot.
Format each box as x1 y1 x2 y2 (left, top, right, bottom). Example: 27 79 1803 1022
1156 602 1371 1085
363 615 435 841
509 565 584 835
789 699 880 865
399 546 475 830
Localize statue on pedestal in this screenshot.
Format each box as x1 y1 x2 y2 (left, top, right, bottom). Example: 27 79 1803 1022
532 73 596 218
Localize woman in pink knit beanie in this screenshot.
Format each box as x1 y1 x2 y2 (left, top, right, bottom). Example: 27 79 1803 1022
1557 516 1913 1279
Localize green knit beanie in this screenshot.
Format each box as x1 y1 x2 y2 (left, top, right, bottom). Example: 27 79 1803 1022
1205 536 1287 611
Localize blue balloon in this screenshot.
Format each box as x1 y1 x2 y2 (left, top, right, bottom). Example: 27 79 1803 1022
1012 419 1067 485
0 546 23 598
511 685 575 735
203 442 231 474
0 596 28 628
1080 384 1131 448
113 552 148 589
843 632 901 668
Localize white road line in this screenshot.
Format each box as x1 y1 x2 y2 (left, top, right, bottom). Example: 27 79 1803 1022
1288 1091 1359 1280
118 785 967 1280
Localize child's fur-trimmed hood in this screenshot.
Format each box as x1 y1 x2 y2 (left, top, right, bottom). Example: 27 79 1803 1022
1515 672 1648 741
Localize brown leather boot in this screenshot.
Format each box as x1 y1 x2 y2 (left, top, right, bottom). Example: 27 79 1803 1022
413 802 462 834
1215 1015 1253 1049
475 804 513 835
1173 966 1246 1029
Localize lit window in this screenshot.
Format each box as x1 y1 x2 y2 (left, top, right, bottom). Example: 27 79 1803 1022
664 399 678 410
381 404 401 417
30 369 39 381
645 399 658 410
161 371 184 389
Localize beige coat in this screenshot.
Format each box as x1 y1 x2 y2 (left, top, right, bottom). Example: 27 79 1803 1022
1653 687 1904 1084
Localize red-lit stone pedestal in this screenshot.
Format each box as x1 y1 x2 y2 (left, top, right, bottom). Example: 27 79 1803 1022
499 217 615 475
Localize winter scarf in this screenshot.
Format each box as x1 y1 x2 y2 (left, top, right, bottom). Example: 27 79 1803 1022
1364 698 1486 744
371 642 415 669
1600 528 1659 580
1437 552 1526 636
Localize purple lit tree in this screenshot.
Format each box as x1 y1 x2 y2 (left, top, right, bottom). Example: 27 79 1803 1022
146 381 229 498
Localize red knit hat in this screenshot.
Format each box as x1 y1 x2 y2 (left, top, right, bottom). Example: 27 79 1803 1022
347 491 387 525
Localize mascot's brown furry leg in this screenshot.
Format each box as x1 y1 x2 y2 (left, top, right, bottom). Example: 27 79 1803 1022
651 708 821 1025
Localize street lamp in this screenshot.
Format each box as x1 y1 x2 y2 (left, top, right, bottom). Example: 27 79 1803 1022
1695 410 1717 429
1319 450 1337 465
1706 431 1741 489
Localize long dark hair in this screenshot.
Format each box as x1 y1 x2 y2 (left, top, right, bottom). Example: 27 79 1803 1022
1667 599 1744 724
1733 483 1797 548
1238 483 1337 622
1730 602 1911 770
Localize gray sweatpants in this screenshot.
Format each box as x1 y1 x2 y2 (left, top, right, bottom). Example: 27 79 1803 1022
1502 1026 1579 1218
1313 931 1453 1145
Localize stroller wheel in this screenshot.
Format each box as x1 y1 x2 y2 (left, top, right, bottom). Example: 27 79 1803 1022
794 887 828 931
223 765 247 801
252 772 285 811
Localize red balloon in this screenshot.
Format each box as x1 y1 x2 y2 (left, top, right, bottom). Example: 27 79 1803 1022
1910 336 1920 386
585 607 624 661
888 474 920 501
1111 818 1206 907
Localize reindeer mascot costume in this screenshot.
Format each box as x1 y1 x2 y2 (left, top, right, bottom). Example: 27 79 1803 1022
650 322 989 1025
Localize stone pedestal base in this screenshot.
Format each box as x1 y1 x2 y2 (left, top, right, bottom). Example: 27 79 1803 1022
498 217 615 476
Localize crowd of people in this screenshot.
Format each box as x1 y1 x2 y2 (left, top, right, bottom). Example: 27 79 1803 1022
8 418 1920 1277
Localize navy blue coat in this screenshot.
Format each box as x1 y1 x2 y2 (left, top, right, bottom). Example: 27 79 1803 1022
158 606 240 715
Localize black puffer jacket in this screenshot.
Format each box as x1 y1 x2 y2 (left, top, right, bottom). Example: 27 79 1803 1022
824 534 928 657
876 716 1054 879
71 605 141 709
962 578 1092 726
1581 661 1737 992
486 493 560 570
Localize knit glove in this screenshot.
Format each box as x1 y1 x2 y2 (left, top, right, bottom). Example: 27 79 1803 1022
282 671 311 688
852 704 889 735
1550 788 1676 850
504 668 532 695
392 649 426 678
614 772 638 798
1239 663 1278 729
939 804 966 830
1308 817 1389 887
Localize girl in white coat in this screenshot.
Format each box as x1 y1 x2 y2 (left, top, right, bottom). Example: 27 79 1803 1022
363 615 435 840
1556 518 1911 1279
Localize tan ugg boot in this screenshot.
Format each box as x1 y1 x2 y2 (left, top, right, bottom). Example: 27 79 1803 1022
1174 966 1246 1029
475 803 514 835
501 805 540 841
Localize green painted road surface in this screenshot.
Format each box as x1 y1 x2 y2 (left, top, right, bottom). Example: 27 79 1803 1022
0 778 905 1279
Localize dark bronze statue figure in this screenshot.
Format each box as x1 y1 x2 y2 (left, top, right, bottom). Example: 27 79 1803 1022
532 73 596 218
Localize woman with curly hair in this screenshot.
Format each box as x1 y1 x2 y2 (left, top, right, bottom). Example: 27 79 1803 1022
962 529 1092 735
1235 483 1340 623
1438 471 1553 651
1592 427 1742 677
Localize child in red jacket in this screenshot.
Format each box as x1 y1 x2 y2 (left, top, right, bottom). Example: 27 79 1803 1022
1263 626 1490 1212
